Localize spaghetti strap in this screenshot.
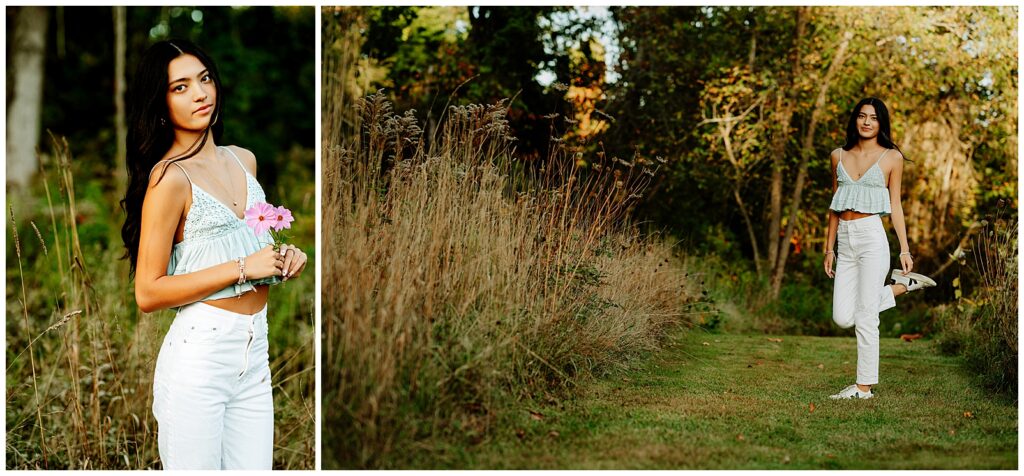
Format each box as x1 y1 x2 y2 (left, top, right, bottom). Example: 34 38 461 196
874 148 889 165
220 146 250 175
149 160 192 184
170 162 193 184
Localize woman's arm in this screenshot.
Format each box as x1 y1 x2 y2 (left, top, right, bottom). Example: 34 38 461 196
134 164 283 312
887 151 913 274
824 149 841 278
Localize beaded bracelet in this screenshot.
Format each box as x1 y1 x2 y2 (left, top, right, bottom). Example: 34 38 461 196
235 257 247 285
899 251 912 257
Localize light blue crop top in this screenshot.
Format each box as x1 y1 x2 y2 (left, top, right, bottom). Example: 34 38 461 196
830 148 892 216
165 146 280 301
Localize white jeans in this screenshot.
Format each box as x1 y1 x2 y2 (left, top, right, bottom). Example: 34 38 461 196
153 302 274 470
832 214 896 386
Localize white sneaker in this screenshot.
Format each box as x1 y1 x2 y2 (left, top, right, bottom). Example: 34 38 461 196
829 384 874 400
890 270 937 292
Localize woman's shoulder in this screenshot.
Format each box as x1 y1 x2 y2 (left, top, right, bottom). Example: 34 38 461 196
145 162 191 212
148 161 191 190
830 147 843 166
884 147 905 161
881 147 905 175
223 145 258 175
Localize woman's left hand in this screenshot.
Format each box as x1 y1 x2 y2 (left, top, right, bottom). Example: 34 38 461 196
900 253 913 275
279 244 308 281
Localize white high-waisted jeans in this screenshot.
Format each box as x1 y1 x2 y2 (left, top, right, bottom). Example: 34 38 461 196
832 214 896 386
153 302 274 470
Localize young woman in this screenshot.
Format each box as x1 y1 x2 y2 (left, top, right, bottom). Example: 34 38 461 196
120 40 307 469
823 97 935 400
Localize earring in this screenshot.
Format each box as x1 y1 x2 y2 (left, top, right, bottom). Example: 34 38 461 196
160 118 167 126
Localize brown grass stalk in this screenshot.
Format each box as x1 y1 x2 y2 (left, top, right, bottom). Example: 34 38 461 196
10 204 50 466
322 92 689 468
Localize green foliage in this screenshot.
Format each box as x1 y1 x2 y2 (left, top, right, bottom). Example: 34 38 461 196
345 6 1017 277
693 248 940 337
344 6 580 159
387 6 1023 286
38 6 314 191
607 7 795 237
937 302 1017 395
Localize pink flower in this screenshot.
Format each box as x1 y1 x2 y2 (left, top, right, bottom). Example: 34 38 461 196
244 202 278 236
271 206 294 231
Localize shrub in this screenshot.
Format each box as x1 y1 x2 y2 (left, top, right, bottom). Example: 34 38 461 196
937 207 1017 395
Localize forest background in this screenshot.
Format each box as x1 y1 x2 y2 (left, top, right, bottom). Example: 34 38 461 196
338 5 1016 339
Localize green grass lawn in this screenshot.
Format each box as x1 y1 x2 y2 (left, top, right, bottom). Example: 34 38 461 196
429 330 1017 469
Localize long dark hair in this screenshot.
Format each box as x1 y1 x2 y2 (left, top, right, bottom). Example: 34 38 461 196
120 39 224 277
842 97 907 160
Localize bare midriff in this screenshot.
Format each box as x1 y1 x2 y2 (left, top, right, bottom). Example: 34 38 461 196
204 284 269 315
838 210 877 221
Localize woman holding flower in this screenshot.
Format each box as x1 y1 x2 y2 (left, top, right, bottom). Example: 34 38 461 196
119 40 306 469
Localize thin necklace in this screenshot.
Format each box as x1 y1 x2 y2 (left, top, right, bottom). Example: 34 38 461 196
205 147 240 208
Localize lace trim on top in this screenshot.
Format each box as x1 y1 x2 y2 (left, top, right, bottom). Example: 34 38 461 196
836 160 886 188
159 146 264 243
180 168 264 243
830 148 892 216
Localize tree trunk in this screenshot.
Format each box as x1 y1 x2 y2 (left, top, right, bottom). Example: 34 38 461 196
747 12 757 72
114 6 127 195
6 6 49 187
766 94 790 272
734 186 763 275
714 102 765 276
765 8 804 275
770 29 854 297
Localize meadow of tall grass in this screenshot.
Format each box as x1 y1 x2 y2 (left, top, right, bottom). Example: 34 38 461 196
321 82 700 466
5 134 316 469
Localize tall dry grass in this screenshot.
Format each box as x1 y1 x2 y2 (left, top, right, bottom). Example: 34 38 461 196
938 202 1018 394
969 207 1018 359
5 133 315 469
321 14 697 465
322 93 696 469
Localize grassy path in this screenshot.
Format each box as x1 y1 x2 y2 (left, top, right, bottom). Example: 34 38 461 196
454 331 1017 469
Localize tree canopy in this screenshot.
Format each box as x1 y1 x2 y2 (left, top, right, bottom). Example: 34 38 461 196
335 6 1017 288
20 6 314 191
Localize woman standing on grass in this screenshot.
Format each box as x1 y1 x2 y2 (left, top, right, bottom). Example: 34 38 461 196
119 40 307 469
823 97 935 400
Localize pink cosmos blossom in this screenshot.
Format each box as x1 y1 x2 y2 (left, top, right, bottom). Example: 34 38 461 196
244 202 278 236
271 206 294 231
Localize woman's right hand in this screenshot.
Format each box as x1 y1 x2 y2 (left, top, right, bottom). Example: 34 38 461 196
245 245 285 280
824 251 835 279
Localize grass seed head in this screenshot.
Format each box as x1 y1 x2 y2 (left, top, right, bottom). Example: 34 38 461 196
9 204 21 258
